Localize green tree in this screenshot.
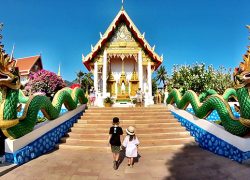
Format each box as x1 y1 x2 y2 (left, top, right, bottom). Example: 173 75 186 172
0 23 3 40
167 63 233 95
81 72 94 91
155 65 168 90
152 78 158 95
76 71 84 85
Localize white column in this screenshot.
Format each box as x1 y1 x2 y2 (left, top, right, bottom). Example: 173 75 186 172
138 50 143 90
94 61 98 94
102 50 107 98
147 61 152 97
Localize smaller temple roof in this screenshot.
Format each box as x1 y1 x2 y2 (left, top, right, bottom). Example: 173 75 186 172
15 55 43 75
83 8 163 71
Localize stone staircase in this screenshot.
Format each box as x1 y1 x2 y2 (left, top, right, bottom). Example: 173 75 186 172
58 106 195 151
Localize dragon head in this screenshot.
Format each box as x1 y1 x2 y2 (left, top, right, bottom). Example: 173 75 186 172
233 26 250 89
233 47 250 89
0 49 20 90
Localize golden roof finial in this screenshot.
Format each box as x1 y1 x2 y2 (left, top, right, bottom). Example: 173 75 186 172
121 0 124 10
57 64 61 76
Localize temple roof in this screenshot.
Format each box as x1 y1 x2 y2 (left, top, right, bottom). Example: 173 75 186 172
83 8 163 70
15 55 43 75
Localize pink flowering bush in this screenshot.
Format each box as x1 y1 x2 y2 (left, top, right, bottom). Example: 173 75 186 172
25 69 66 98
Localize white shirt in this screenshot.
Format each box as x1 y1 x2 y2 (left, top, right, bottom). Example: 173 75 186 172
122 135 140 157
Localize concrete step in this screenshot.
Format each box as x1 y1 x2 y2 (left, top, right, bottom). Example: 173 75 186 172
86 107 168 111
70 127 186 134
83 112 171 115
60 137 194 146
73 122 182 128
77 119 178 124
57 144 193 151
85 109 168 111
82 114 172 118
81 115 175 119
66 131 191 140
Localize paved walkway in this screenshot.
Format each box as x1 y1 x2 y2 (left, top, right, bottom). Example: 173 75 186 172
1 143 250 180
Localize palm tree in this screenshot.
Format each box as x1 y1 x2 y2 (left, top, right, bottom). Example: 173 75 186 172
152 78 158 95
155 65 168 89
81 72 94 91
76 71 84 85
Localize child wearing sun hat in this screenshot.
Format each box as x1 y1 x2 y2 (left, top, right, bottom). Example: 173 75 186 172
122 126 140 167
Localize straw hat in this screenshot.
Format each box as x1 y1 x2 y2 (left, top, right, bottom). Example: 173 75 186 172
126 126 135 135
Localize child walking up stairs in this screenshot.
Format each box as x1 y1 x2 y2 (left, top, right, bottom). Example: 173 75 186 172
59 106 195 151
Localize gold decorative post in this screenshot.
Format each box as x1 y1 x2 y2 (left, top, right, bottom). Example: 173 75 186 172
107 59 116 96
130 62 139 96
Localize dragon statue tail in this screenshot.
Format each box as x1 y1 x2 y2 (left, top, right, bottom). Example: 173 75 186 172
198 88 237 102
2 87 87 139
167 89 248 136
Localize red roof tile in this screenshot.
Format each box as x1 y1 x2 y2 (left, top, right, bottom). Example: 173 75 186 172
15 55 43 73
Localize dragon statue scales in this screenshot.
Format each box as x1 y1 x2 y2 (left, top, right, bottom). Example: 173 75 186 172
0 45 87 139
167 26 250 136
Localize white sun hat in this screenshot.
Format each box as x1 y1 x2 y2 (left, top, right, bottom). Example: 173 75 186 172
126 126 135 135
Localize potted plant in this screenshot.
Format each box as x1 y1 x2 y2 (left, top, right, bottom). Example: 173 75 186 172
104 97 114 107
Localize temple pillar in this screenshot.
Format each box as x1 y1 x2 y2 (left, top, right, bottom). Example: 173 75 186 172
147 61 152 97
94 61 98 106
94 61 98 94
102 50 107 98
145 61 154 106
138 50 143 90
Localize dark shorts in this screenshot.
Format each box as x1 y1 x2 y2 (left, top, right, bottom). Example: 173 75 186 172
111 146 120 153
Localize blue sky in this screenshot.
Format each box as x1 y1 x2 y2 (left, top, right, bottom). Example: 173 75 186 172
1 0 249 81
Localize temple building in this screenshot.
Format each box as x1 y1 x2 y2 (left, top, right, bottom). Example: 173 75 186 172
82 6 163 106
15 55 43 85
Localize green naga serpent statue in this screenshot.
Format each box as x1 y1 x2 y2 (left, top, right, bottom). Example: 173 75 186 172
167 28 250 136
0 48 87 139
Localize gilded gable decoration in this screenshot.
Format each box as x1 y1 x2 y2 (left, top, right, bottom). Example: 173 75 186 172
83 8 163 71
110 23 135 42
108 53 137 60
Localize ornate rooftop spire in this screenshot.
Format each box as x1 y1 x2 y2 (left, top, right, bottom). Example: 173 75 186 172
57 64 61 76
121 0 124 10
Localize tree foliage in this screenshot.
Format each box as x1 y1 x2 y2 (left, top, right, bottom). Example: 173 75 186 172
75 71 93 92
167 63 233 95
154 66 168 90
0 23 3 41
0 23 4 52
152 79 158 95
25 69 66 98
